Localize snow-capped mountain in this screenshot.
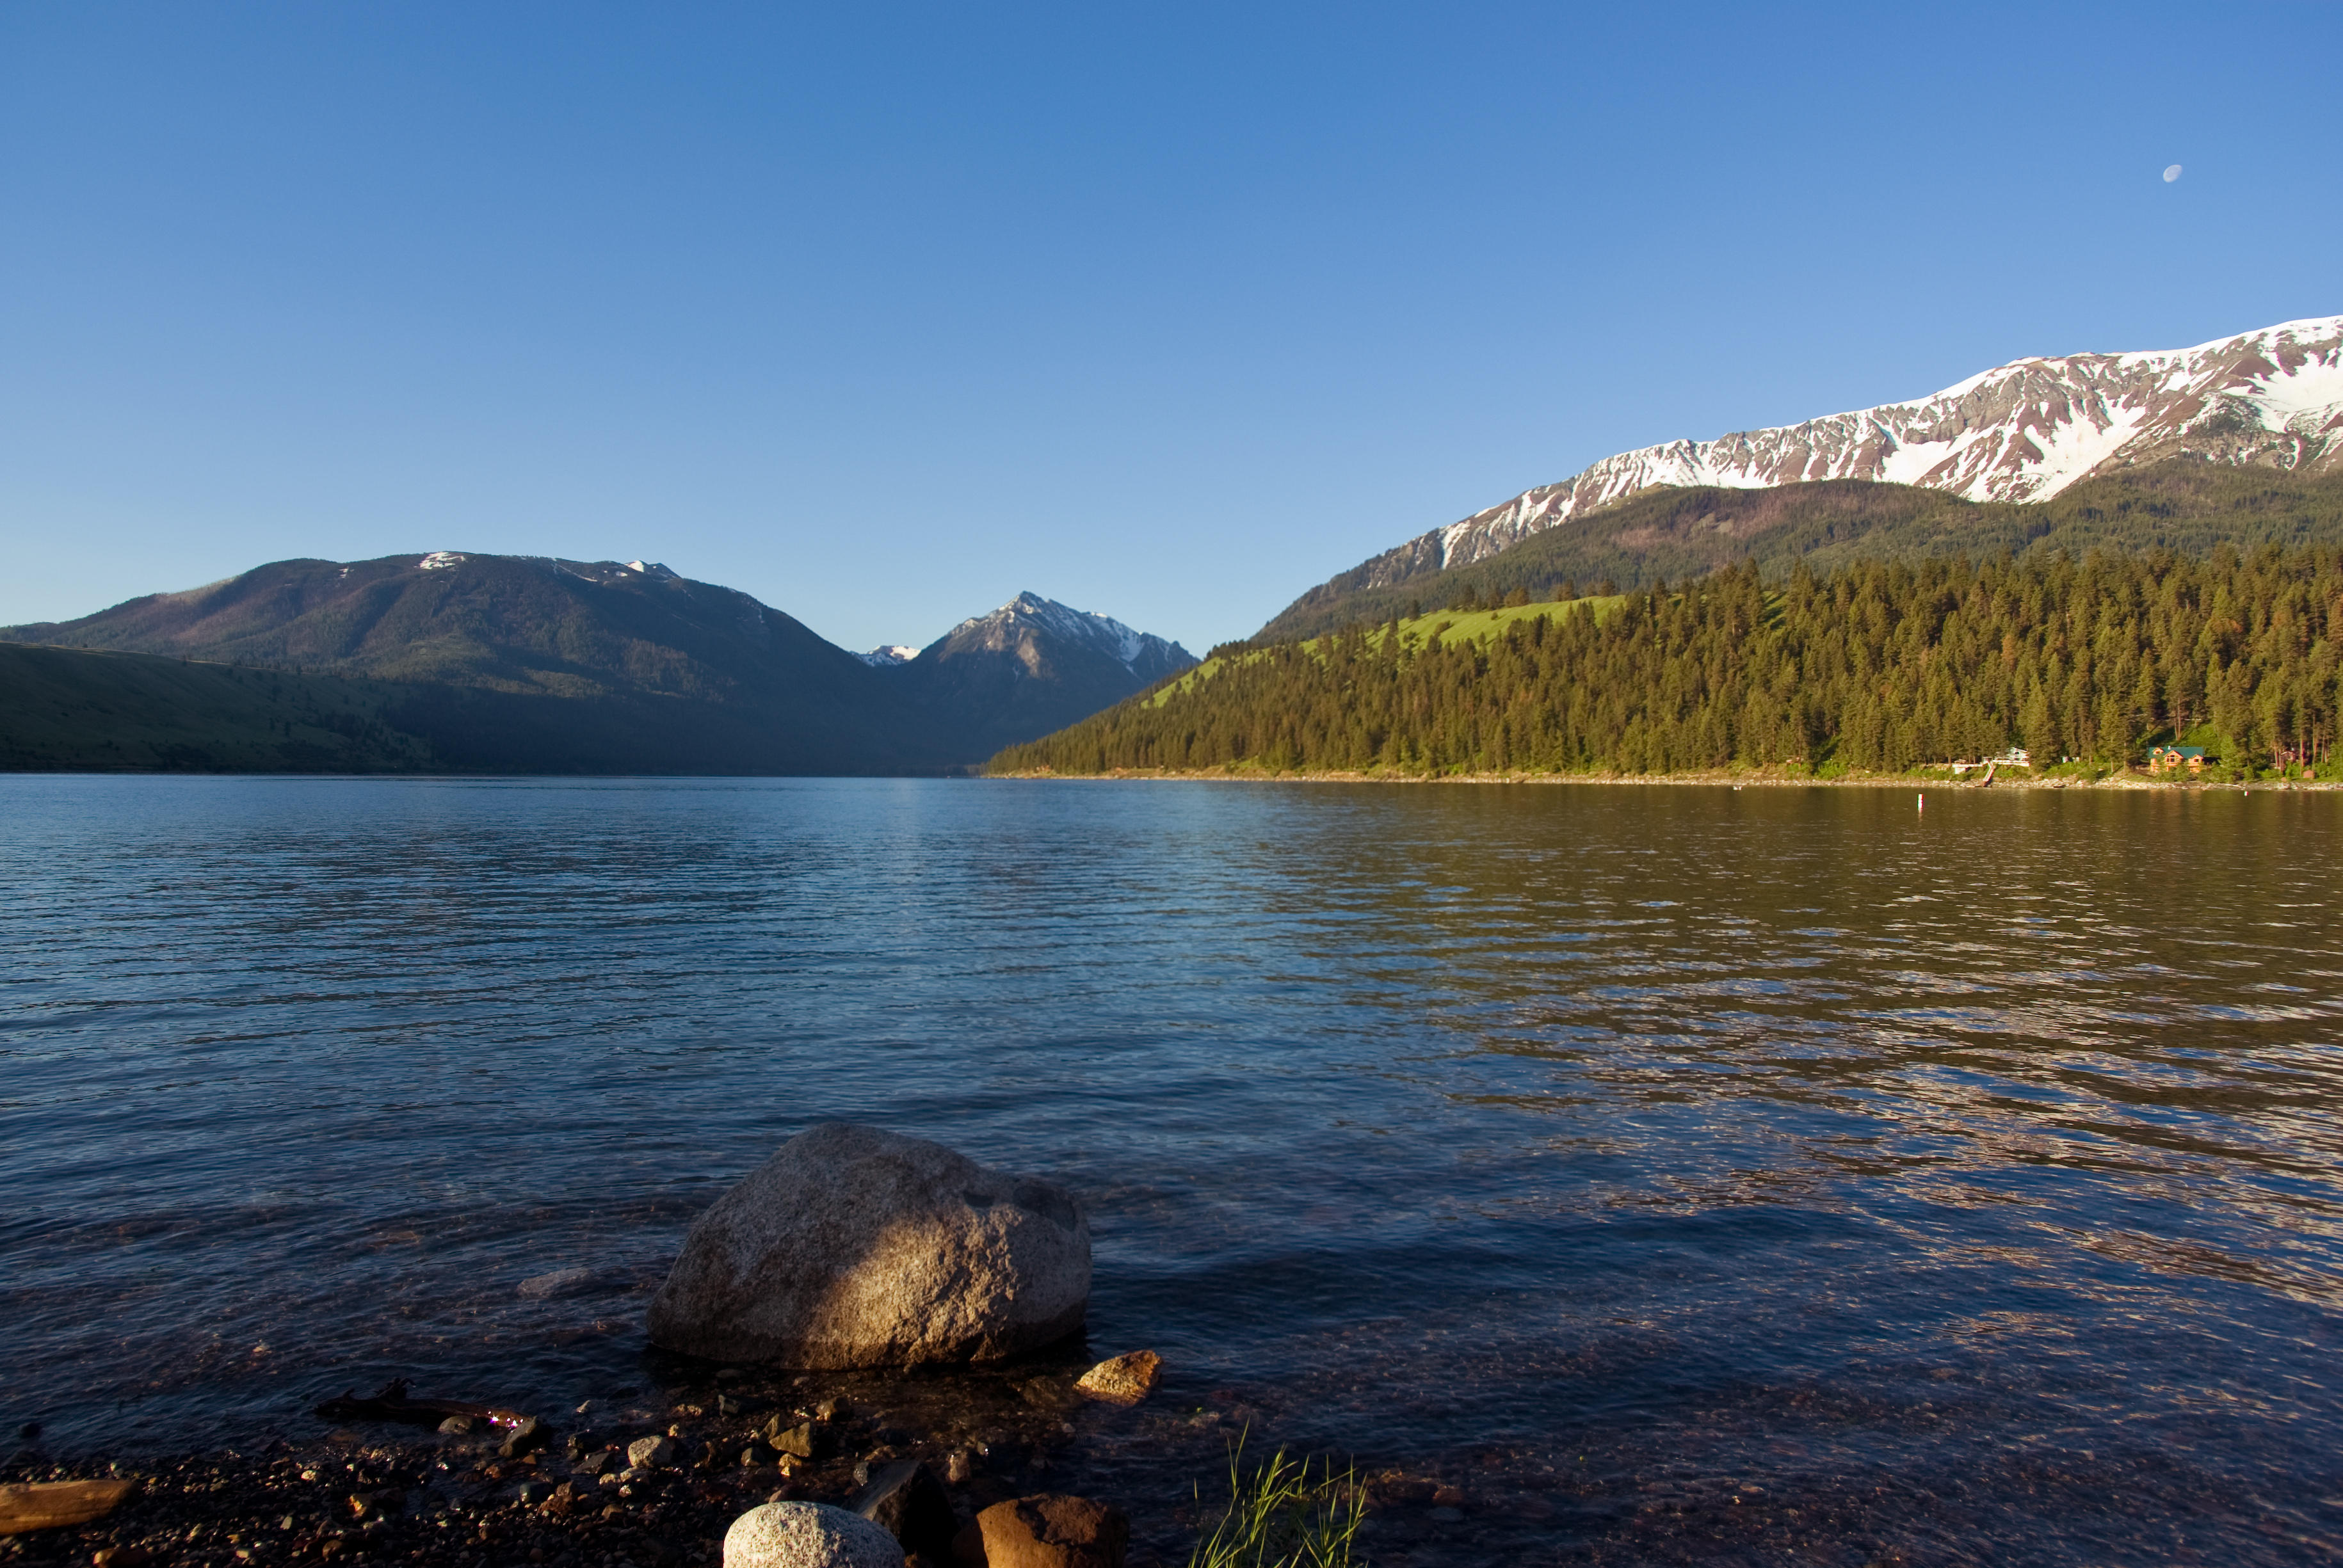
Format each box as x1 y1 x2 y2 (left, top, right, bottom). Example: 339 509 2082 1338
855 644 921 667
873 591 1196 758
1337 316 2343 593
925 591 1195 683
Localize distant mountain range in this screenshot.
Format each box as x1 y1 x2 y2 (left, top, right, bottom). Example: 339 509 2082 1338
15 316 2343 774
1266 316 2343 639
0 554 1193 774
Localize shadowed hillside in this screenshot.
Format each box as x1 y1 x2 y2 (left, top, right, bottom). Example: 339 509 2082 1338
0 644 438 772
0 641 977 775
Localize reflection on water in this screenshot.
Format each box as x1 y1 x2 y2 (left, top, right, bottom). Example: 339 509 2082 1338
4 776 2341 1564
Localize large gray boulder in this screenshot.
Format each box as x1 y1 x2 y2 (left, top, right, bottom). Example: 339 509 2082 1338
648 1123 1090 1367
725 1501 903 1568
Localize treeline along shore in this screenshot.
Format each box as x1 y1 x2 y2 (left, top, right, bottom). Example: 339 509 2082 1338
988 545 2343 782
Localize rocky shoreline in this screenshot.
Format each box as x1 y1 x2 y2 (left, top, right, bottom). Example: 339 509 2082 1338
0 1357 1191 1568
14 1126 2182 1568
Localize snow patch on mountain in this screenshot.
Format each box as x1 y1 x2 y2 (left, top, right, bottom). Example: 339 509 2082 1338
1364 316 2343 589
2255 356 2343 426
856 644 921 666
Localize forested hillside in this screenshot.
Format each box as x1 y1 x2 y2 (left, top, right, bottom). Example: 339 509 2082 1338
0 641 961 774
0 643 439 772
1260 464 2343 643
994 545 2343 780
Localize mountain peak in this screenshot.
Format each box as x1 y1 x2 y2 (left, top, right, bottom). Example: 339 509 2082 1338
946 591 1186 674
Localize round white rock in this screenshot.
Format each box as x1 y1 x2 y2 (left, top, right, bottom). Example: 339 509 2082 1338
724 1502 906 1568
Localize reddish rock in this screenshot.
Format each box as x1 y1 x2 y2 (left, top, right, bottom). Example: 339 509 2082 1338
968 1496 1127 1568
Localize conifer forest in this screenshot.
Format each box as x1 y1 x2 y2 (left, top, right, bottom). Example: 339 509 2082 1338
992 546 2343 780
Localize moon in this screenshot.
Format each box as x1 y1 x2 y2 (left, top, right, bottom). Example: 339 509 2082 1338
2163 164 2183 182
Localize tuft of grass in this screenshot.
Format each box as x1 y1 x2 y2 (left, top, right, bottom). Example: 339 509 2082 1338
1188 1439 1365 1568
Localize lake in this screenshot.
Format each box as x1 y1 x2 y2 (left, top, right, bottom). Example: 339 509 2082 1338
4 775 2340 1565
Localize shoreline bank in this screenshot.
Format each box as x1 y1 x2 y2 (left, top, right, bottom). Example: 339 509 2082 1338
986 767 2342 791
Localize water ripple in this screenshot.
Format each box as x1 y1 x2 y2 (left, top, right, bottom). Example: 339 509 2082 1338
4 776 2341 1564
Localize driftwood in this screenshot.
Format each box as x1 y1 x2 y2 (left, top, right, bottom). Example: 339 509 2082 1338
0 1478 138 1535
314 1378 528 1430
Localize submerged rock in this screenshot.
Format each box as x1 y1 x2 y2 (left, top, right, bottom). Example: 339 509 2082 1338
725 1500 905 1568
517 1266 593 1299
647 1124 1091 1368
1072 1351 1160 1407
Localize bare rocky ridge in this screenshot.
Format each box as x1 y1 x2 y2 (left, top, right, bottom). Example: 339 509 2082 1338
1278 315 2343 621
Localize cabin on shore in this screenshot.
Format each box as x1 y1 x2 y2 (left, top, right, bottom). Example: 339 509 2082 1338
1950 747 2031 776
2149 745 2207 776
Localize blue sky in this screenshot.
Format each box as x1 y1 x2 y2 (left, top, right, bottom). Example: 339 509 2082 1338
3 3 2337 652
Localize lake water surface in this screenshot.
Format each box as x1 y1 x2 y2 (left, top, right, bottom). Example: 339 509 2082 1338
4 776 2340 1565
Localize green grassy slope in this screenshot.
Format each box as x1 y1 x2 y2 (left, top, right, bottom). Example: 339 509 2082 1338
0 643 439 771
1148 595 1626 707
1259 462 2343 644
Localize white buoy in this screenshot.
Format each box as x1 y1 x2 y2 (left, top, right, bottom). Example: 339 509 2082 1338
1917 793 1925 812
